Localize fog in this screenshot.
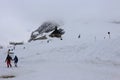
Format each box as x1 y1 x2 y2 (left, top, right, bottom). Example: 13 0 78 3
0 0 120 46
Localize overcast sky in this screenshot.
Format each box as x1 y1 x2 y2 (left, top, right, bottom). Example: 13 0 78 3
0 0 120 46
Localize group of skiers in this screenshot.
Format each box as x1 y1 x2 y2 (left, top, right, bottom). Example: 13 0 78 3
5 49 18 68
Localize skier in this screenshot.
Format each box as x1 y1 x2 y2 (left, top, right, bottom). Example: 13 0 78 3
78 34 81 38
5 54 12 68
14 55 18 67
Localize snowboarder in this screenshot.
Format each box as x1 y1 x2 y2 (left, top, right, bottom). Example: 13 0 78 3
5 54 12 68
14 55 18 67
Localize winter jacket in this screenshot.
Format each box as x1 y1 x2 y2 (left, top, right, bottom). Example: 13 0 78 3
5 55 12 62
14 56 18 63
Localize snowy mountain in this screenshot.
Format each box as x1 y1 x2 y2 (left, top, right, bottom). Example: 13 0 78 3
0 21 120 80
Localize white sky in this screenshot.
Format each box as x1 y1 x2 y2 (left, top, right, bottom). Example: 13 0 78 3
0 0 120 46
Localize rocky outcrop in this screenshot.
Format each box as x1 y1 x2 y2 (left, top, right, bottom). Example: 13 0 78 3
28 21 65 42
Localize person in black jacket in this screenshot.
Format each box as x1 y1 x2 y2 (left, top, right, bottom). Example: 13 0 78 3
14 55 18 67
5 54 12 68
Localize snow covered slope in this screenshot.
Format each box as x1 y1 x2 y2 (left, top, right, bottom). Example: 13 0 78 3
0 21 120 80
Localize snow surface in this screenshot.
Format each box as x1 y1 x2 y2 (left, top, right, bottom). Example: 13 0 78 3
0 22 120 80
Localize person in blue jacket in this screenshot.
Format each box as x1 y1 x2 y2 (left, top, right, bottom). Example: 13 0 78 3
14 55 18 67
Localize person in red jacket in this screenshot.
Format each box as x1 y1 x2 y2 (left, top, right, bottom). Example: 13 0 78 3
5 54 12 68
